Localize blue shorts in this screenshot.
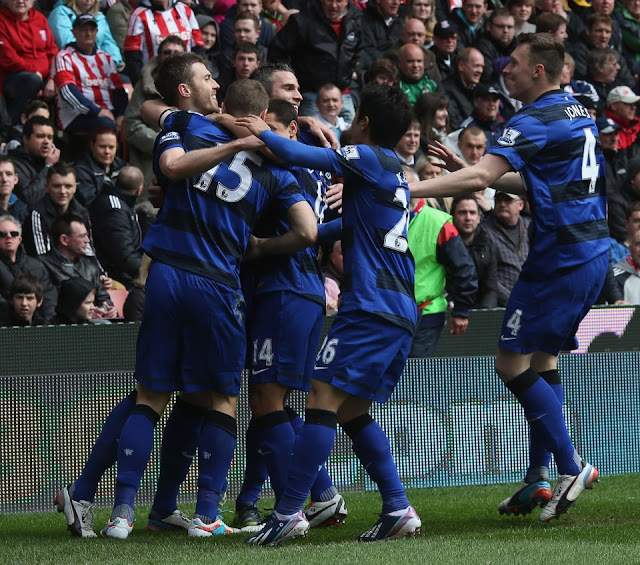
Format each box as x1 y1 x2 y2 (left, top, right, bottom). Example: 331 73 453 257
313 310 412 403
499 253 608 355
248 291 324 392
135 262 246 395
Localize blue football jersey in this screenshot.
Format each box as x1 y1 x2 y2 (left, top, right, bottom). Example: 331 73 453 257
324 144 417 333
145 111 305 289
251 165 326 305
488 90 609 278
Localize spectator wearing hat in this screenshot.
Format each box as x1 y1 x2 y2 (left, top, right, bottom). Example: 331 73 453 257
456 83 506 148
196 14 220 74
53 276 107 324
480 191 530 306
597 115 628 204
605 85 640 156
429 20 460 81
473 8 517 84
52 14 128 134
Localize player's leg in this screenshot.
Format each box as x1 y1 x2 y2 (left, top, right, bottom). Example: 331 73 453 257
55 389 138 538
147 395 209 532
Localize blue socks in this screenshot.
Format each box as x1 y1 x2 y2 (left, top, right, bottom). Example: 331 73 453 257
507 369 581 476
343 414 410 514
113 404 160 518
527 369 563 482
73 391 136 503
276 409 337 516
235 418 268 508
195 410 237 522
254 411 295 499
151 397 207 518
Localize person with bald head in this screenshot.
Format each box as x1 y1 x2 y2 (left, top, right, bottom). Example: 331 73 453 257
89 165 144 288
398 43 438 105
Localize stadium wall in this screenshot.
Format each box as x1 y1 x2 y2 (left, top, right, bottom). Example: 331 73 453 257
1 306 639 513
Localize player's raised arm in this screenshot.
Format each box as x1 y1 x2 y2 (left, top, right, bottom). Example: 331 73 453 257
235 115 337 172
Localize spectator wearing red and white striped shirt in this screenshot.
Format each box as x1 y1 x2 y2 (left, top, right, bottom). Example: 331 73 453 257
123 0 204 84
52 14 128 133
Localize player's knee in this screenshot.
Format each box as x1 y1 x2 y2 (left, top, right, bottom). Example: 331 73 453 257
135 387 171 415
248 383 287 417
211 392 238 418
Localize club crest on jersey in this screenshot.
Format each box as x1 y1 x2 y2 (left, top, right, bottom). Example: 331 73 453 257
339 145 360 160
497 128 521 146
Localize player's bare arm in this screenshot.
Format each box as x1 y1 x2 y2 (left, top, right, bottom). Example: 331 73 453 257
409 154 515 198
246 200 318 260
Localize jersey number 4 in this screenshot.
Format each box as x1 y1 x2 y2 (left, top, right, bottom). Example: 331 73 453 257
581 128 598 194
194 151 263 202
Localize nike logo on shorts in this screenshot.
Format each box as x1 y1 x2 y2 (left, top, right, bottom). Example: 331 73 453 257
251 368 269 375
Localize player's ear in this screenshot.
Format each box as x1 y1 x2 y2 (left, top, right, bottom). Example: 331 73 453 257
258 108 268 120
178 82 191 98
288 119 298 139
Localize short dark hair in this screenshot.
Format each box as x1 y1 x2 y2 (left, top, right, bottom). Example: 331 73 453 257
366 58 398 85
23 115 54 139
488 7 513 23
535 12 567 34
155 52 207 106
46 161 76 183
586 12 612 30
158 35 186 53
459 125 486 143
10 273 44 302
266 98 298 129
0 155 15 170
451 195 480 216
235 10 259 28
627 201 640 219
250 62 295 96
224 79 269 117
23 99 50 118
50 213 86 247
233 41 260 60
356 84 413 148
517 32 565 82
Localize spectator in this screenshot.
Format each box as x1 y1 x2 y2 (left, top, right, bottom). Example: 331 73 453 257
604 86 640 156
560 52 600 109
535 12 568 42
506 0 536 36
534 0 584 39
0 0 58 124
23 162 91 256
611 201 640 263
481 191 530 306
569 14 634 85
395 118 423 167
312 83 351 144
9 116 60 208
408 199 477 357
415 91 450 146
48 0 123 69
268 0 362 121
406 0 437 42
366 57 398 86
359 0 405 72
90 165 143 288
456 83 506 149
39 213 116 317
194 0 231 24
591 0 622 50
449 0 486 48
196 14 220 73
260 0 300 34
123 253 150 321
441 47 485 130
3 99 51 155
415 154 450 212
53 275 102 324
474 8 517 84
597 116 628 216
384 18 442 82
124 36 185 192
429 20 460 81
218 0 275 50
612 228 640 303
75 127 127 207
609 158 640 243
0 155 28 223
0 272 44 326
123 0 204 85
451 195 498 308
614 0 640 78
586 47 625 111
218 42 262 100
52 14 128 134
0 214 57 322
105 0 140 56
397 44 438 105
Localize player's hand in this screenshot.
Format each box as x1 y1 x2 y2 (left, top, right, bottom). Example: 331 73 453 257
234 115 270 137
326 297 338 314
238 134 265 151
148 176 165 208
428 141 466 172
243 235 262 262
449 316 469 335
326 183 343 212
298 116 338 149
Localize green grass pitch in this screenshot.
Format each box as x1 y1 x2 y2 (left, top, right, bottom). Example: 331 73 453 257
2 475 639 565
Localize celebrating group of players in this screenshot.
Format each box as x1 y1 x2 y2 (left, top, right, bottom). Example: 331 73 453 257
56 30 608 546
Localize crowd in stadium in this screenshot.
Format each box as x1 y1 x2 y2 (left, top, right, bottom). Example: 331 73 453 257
0 0 640 328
